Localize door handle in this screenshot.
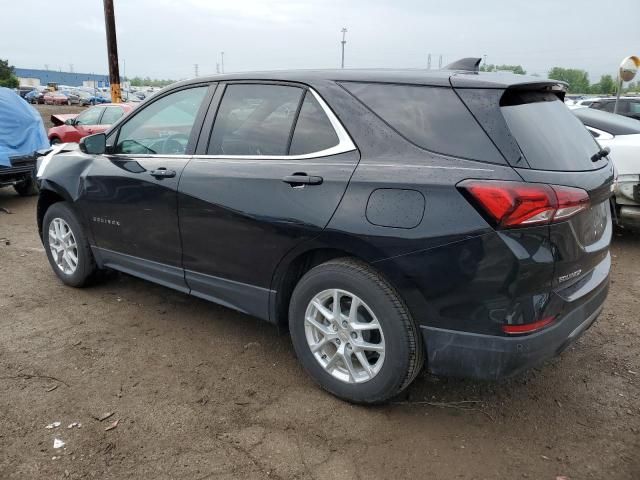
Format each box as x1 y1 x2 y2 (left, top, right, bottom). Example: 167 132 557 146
282 174 323 186
150 168 176 179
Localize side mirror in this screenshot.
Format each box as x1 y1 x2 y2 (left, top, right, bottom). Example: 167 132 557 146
79 133 107 155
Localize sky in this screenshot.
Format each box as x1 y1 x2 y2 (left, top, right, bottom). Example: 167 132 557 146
1 0 638 81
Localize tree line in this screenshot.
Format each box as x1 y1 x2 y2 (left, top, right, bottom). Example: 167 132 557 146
480 63 637 94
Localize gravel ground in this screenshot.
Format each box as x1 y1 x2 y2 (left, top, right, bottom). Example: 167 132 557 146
1 190 638 480
0 131 639 478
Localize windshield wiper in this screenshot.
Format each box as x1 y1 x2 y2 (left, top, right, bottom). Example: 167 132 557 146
591 146 610 163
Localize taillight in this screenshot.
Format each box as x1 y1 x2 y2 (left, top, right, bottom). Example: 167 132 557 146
458 180 589 228
502 316 556 334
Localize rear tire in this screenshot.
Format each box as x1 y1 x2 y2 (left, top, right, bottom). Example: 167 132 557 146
289 258 424 404
43 202 100 287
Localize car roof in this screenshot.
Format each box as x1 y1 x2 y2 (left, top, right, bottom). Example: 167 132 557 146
572 106 640 136
172 68 564 90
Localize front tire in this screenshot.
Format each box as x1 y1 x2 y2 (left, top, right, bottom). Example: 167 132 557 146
43 202 100 287
289 258 424 404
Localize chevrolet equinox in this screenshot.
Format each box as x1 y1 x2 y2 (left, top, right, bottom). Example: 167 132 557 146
36 58 613 403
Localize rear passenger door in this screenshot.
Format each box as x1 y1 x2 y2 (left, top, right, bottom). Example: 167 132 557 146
178 82 359 319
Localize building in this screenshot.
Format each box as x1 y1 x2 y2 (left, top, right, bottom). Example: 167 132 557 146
15 68 111 88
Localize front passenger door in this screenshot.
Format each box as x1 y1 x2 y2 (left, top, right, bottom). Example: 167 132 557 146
82 85 211 291
178 83 359 319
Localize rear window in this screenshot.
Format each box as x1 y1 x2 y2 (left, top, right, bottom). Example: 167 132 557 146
501 92 602 171
341 82 503 163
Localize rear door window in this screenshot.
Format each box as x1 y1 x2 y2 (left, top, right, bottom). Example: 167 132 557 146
341 82 503 163
501 91 602 171
289 91 339 155
208 84 304 156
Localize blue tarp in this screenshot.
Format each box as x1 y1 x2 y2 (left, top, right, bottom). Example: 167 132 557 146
0 87 48 167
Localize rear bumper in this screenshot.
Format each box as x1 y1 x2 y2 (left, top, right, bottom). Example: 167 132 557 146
422 272 609 380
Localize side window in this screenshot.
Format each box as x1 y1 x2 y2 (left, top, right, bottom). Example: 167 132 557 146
341 82 502 163
100 107 124 125
76 107 104 125
289 92 339 155
208 84 303 156
115 86 207 155
629 102 640 114
601 102 616 113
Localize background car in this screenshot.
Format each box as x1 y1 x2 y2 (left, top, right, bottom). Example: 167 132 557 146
0 87 48 196
588 96 640 120
60 90 81 105
43 91 70 105
47 103 134 144
17 86 35 98
24 89 43 104
78 91 109 106
572 106 640 229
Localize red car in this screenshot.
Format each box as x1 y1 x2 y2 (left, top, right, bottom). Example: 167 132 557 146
43 91 70 105
48 103 134 144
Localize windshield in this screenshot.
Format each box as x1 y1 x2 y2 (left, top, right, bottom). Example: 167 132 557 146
501 91 603 171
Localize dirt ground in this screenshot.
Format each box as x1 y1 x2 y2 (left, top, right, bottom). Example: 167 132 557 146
1 190 639 478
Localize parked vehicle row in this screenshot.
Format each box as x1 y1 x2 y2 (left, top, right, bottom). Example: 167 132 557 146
571 106 640 230
36 60 614 403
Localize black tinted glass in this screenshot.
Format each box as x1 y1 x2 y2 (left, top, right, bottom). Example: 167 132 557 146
289 92 339 155
501 93 601 171
342 82 501 162
208 84 303 156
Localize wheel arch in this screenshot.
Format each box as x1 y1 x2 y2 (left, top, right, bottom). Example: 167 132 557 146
37 186 75 242
269 241 423 329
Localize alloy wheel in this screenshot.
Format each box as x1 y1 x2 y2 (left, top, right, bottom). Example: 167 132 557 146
304 289 385 384
48 218 78 275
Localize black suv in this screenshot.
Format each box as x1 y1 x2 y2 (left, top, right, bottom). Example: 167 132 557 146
37 59 613 403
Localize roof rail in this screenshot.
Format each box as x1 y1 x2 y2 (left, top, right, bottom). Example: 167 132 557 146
443 57 482 73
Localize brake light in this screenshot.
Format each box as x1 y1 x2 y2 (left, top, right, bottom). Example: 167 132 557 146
502 316 556 334
458 180 589 228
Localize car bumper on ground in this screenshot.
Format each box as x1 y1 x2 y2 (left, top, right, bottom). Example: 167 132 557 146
421 272 609 380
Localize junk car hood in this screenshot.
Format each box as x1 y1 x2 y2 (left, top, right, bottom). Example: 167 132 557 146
50 113 78 127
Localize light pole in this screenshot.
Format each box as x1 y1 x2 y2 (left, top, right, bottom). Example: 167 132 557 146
221 51 225 74
340 27 347 69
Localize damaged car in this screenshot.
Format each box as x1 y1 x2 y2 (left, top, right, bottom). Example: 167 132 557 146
0 87 49 196
48 103 134 145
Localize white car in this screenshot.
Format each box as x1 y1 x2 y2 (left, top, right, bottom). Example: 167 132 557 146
571 106 640 229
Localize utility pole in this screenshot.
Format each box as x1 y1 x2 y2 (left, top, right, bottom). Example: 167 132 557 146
220 52 225 73
103 0 122 103
427 53 431 70
340 27 348 69
69 64 74 73
483 54 487 69
44 64 49 71
216 63 220 74
438 55 442 69
194 64 199 77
